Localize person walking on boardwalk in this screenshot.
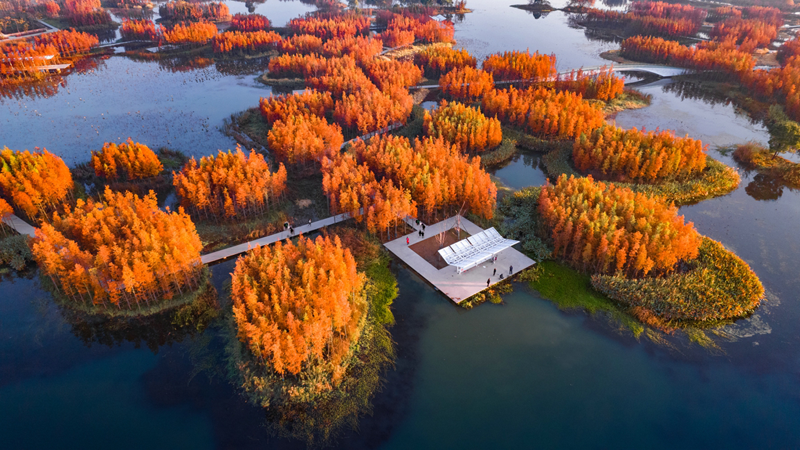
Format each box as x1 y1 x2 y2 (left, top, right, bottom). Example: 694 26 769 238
487 278 490 287
308 218 312 227
509 265 513 275
493 268 496 276
406 237 410 245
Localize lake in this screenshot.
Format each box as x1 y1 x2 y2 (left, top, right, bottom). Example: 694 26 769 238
2 0 800 449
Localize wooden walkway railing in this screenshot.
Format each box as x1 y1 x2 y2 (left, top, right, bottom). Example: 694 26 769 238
200 211 355 264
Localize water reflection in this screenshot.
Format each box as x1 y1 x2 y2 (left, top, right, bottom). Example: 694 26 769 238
158 56 217 73
0 78 65 101
745 172 786 201
215 56 270 76
662 78 761 125
491 151 548 190
55 279 220 353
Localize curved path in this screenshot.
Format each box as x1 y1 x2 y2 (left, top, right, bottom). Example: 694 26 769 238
409 63 692 90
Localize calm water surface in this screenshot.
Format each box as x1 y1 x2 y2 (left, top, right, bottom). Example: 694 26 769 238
2 1 800 449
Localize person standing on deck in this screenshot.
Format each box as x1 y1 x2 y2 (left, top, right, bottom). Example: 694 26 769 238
407 237 410 245
509 265 513 275
493 268 496 276
487 278 490 287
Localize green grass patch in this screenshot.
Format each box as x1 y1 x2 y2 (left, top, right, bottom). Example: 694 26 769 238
0 233 33 271
603 89 652 116
480 137 518 167
528 261 644 336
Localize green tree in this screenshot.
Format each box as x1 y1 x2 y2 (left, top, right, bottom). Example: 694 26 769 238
766 105 800 156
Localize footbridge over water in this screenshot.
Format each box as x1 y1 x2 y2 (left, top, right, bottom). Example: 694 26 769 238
409 63 692 90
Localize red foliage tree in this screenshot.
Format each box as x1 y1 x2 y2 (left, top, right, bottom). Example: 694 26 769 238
288 14 370 39
211 30 281 53
159 1 230 22
162 21 218 45
333 86 414 134
347 135 497 221
121 19 160 41
229 13 271 32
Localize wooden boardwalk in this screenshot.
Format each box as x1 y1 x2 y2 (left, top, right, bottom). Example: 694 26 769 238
200 211 354 264
1 214 36 238
384 215 535 303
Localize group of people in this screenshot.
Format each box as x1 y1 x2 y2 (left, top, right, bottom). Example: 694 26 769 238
487 264 513 287
406 220 427 245
284 219 315 236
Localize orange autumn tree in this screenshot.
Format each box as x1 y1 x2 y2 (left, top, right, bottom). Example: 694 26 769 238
415 45 477 77
554 66 625 101
267 114 344 168
259 90 334 124
162 21 218 45
379 27 415 48
573 125 707 183
423 100 502 154
0 198 13 235
211 30 281 53
539 174 702 277
306 56 376 97
288 14 371 39
320 35 383 61
173 147 287 220
481 86 605 140
362 58 423 91
333 86 414 135
34 29 99 55
31 187 204 309
321 152 416 238
121 19 160 41
231 235 368 404
0 147 73 222
440 66 495 101
229 13 270 32
267 53 328 78
349 135 497 221
277 34 323 55
90 139 163 181
482 49 557 81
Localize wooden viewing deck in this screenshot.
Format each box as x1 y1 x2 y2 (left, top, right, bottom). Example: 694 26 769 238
384 215 535 303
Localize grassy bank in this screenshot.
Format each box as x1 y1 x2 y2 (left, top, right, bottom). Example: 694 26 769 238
733 143 800 188
540 144 741 206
